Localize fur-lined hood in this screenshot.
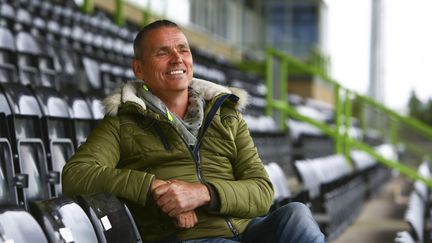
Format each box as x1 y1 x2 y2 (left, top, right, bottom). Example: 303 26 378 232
103 78 249 116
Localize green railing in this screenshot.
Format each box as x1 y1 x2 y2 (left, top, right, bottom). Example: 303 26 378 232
265 48 432 188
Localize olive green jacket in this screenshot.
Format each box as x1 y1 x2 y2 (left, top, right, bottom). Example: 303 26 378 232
62 78 274 242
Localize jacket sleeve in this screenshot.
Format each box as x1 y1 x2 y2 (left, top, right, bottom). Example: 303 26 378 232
62 116 155 206
208 112 274 218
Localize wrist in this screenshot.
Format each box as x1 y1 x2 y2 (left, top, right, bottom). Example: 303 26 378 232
200 183 211 206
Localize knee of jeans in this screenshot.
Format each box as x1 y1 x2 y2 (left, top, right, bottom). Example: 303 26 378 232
279 202 312 220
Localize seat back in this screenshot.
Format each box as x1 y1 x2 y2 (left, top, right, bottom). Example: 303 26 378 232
0 25 17 83
33 86 75 197
77 192 143 243
0 138 18 206
1 83 52 207
30 197 99 243
0 207 48 243
294 160 321 199
264 162 291 202
15 31 41 85
404 191 425 242
63 91 95 148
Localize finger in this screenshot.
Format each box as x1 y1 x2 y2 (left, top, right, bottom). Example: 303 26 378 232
160 202 177 215
175 215 187 228
155 191 176 207
192 212 198 224
152 183 170 200
168 207 183 217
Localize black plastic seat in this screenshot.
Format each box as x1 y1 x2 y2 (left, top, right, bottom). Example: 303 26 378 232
15 31 41 85
0 23 17 83
87 95 105 121
264 162 292 209
0 137 17 206
0 206 48 242
82 56 101 91
100 63 125 95
32 86 75 197
31 17 60 88
0 82 53 208
0 90 22 207
46 20 80 90
228 68 266 116
63 91 95 148
29 197 99 243
76 192 143 243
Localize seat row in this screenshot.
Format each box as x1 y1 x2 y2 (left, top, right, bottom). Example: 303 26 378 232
0 81 101 208
395 162 432 243
0 1 134 94
293 147 394 241
0 192 142 243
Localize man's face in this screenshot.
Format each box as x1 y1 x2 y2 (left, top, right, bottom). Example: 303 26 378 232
133 27 193 98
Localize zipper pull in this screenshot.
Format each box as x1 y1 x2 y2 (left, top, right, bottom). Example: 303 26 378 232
166 107 174 122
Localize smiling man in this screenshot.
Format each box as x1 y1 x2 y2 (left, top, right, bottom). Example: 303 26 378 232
62 20 325 243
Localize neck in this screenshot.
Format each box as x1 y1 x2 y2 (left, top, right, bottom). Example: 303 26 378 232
158 90 189 119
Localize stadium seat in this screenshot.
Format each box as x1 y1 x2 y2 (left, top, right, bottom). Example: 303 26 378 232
76 192 143 243
0 90 21 206
0 82 52 207
48 21 80 90
0 206 48 242
264 162 292 210
29 196 99 243
404 191 425 242
294 154 365 241
0 23 17 83
15 28 41 85
82 56 102 91
0 137 19 206
87 95 105 121
228 68 267 116
0 2 15 30
251 131 293 176
63 90 95 147
395 231 415 243
32 86 75 197
31 17 59 88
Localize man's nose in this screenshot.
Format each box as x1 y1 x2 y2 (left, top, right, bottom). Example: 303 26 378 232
170 50 183 63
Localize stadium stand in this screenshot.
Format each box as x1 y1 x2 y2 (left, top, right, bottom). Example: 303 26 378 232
0 0 419 242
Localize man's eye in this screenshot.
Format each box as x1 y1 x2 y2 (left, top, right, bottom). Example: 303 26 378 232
156 51 168 56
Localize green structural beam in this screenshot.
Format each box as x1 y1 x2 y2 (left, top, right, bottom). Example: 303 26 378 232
348 139 432 188
115 0 125 26
82 0 93 14
265 49 274 117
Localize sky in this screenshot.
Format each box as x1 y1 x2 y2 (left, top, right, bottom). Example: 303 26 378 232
326 0 432 111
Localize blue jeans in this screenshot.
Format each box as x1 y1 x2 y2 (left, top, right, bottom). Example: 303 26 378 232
183 202 326 243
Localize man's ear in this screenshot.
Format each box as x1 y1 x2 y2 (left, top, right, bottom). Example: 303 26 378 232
132 59 145 79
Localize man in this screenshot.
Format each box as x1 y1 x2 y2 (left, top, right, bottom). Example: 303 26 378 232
62 20 325 243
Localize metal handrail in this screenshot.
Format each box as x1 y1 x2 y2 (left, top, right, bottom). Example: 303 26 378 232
265 48 432 188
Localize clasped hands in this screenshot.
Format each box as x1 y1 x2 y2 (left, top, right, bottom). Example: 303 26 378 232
151 179 210 229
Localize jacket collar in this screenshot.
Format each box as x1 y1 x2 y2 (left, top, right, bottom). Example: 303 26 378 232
103 78 249 116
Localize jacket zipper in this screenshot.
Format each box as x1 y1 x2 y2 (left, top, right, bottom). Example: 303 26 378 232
157 94 240 237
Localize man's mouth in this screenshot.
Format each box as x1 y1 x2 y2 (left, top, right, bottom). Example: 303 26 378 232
166 69 186 75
